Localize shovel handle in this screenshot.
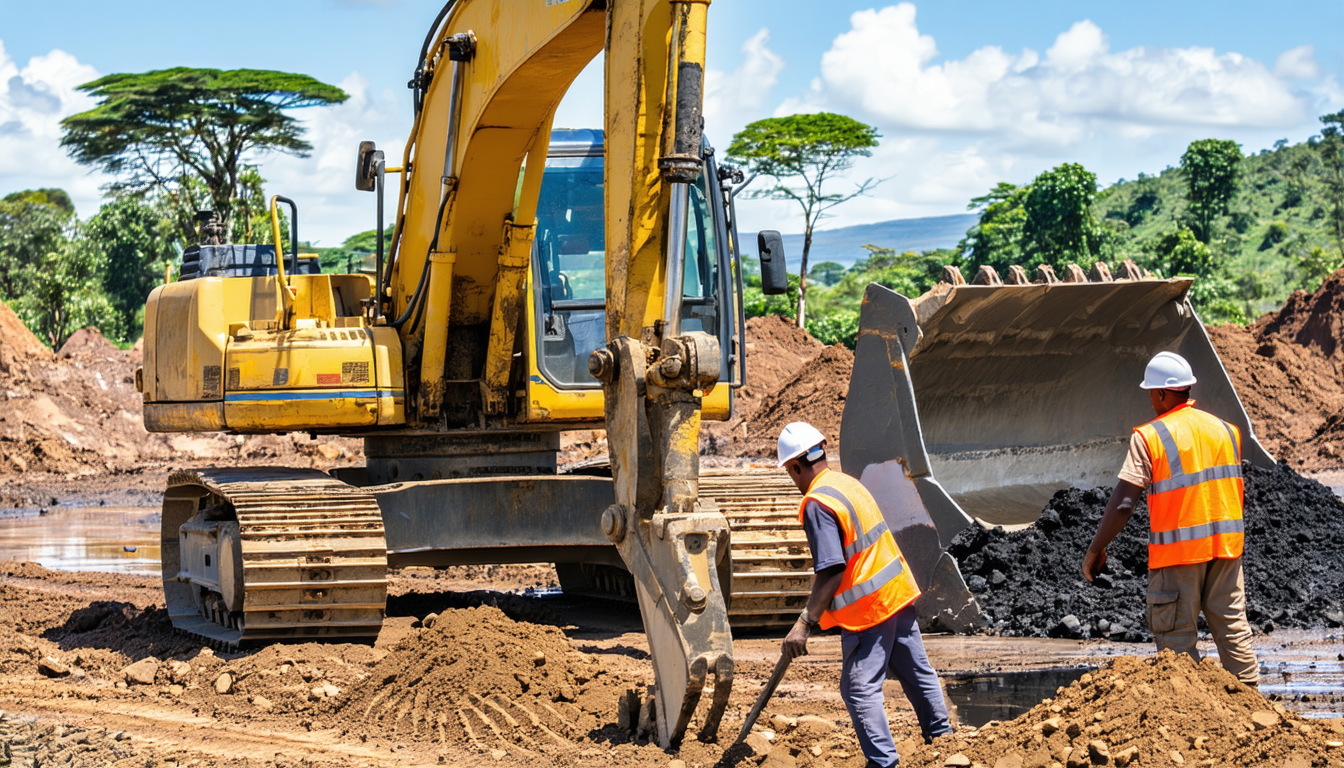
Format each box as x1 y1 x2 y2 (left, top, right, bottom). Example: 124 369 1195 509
735 652 792 743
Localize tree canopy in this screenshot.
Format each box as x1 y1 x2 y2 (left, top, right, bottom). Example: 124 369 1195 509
727 112 881 328
60 68 347 241
1022 163 1108 265
1180 138 1242 243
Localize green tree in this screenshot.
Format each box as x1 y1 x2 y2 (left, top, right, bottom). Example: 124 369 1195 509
958 182 1028 271
1021 163 1108 265
13 226 119 349
727 113 881 328
0 192 75 301
808 260 846 286
86 195 180 340
1319 111 1344 258
1180 138 1242 242
1146 228 1214 278
60 68 347 242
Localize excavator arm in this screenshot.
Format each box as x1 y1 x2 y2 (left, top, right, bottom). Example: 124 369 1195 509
395 0 732 747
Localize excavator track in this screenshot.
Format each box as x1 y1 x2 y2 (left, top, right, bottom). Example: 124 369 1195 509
161 467 388 649
558 470 813 629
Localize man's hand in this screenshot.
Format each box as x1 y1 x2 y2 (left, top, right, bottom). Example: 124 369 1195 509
782 616 812 659
1082 547 1107 582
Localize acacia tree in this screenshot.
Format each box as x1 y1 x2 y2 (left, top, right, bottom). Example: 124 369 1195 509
727 113 881 328
1180 138 1242 243
60 68 347 242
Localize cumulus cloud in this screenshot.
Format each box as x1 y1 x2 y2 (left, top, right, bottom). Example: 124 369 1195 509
1275 44 1321 80
790 5 1307 140
0 40 107 213
704 28 785 148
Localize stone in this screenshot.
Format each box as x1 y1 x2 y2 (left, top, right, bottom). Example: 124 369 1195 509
1066 749 1088 768
168 684 184 696
1251 711 1282 730
1112 747 1137 768
810 744 824 757
1037 717 1063 736
533 651 547 667
1057 615 1083 636
770 714 796 733
37 657 69 678
422 613 438 629
1323 741 1342 749
1170 750 1185 766
490 749 507 761
1087 741 1109 765
114 681 127 690
946 755 972 767
993 754 1023 768
760 751 796 768
253 695 273 711
121 657 159 686
214 673 233 695
1066 722 1083 738
311 686 327 700
745 732 772 757
1281 756 1309 768
796 715 837 738
167 660 191 684
322 684 340 698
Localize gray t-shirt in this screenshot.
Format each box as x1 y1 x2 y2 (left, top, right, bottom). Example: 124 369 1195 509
801 498 846 573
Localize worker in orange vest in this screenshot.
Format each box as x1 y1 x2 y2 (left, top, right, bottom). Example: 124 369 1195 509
778 422 953 766
1083 351 1258 684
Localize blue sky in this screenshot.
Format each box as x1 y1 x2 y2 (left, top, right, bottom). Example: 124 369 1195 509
2 1 1341 245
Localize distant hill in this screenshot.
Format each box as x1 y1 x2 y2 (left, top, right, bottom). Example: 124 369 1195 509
753 213 977 270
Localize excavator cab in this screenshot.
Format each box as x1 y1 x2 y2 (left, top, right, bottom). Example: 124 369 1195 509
525 129 740 421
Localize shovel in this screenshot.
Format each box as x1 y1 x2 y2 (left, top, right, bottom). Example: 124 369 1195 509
735 651 793 743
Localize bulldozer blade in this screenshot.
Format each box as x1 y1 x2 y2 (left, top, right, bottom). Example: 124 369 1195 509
841 280 1273 587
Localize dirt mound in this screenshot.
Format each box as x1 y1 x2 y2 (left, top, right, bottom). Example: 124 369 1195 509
0 300 51 365
56 327 122 360
747 343 855 451
1256 268 1344 362
900 651 1344 768
338 604 626 749
1207 324 1344 468
950 462 1344 640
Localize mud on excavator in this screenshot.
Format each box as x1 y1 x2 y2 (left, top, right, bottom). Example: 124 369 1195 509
133 0 1274 750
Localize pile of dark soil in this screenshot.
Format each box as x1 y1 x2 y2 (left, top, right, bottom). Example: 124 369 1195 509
899 651 1344 768
950 462 1344 640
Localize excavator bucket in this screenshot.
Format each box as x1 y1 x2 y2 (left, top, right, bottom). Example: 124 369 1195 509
840 266 1273 630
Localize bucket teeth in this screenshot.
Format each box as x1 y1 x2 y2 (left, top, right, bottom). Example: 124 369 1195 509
1005 265 1030 285
971 265 1003 285
1062 263 1088 283
940 264 966 286
1088 262 1114 282
1117 259 1145 281
1034 264 1059 284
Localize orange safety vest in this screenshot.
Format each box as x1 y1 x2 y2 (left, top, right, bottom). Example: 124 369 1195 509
1135 401 1245 570
798 468 921 631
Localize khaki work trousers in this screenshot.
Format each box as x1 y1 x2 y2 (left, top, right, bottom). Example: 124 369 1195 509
1146 557 1259 685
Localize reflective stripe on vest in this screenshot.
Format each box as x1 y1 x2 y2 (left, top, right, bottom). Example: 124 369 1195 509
799 470 921 632
1139 402 1245 570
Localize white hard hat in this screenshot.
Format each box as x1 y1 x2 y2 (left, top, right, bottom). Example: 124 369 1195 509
1140 351 1197 390
777 422 827 467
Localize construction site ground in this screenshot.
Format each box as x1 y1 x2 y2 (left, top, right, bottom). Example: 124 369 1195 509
7 273 1344 765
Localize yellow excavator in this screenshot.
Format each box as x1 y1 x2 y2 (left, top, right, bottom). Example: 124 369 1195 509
138 0 817 747
135 0 1274 749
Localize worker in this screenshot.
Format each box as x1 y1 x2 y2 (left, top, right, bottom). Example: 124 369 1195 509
1082 351 1258 685
777 422 953 766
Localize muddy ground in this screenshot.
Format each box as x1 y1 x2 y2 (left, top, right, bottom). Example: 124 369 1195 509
0 557 1340 768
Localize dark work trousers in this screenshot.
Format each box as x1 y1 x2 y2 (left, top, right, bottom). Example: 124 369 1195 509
839 604 953 768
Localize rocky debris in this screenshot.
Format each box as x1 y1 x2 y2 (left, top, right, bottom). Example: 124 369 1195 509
950 462 1344 640
899 651 1343 768
121 657 159 686
0 713 139 766
214 672 233 695
36 656 69 678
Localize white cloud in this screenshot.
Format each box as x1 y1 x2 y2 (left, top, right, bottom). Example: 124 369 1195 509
1275 44 1321 80
0 40 107 213
733 4 1336 239
704 28 784 149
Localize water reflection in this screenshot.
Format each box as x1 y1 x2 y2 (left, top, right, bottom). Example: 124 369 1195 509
943 666 1095 727
0 507 159 574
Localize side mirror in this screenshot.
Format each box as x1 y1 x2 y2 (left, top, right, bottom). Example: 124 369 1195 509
757 230 789 295
355 141 379 192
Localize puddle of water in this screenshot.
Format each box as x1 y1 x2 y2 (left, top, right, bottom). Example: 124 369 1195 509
943 666 1095 727
0 506 160 575
1256 656 1344 719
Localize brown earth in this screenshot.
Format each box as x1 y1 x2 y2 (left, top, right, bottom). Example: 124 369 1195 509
899 650 1344 768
